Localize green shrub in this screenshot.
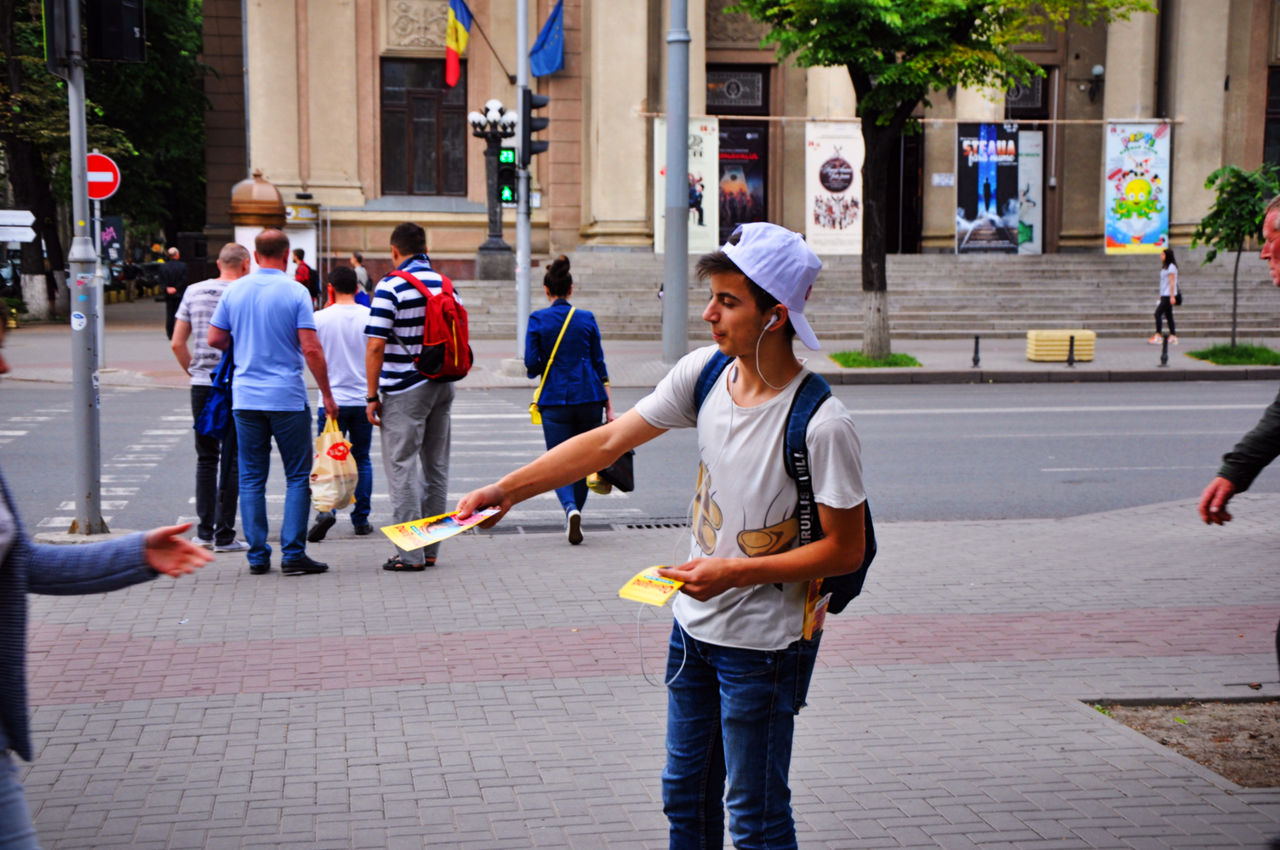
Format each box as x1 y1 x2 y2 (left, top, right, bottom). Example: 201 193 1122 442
830 351 922 368
1187 343 1280 366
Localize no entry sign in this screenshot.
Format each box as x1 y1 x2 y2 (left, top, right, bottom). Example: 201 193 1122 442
86 152 121 201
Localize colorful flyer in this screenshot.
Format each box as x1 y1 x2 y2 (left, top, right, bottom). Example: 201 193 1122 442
380 508 500 550
618 567 684 606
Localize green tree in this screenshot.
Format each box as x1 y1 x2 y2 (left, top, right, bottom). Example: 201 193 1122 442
728 0 1152 357
1191 163 1280 349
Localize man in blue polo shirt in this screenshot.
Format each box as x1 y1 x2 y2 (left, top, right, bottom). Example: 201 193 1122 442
209 229 338 576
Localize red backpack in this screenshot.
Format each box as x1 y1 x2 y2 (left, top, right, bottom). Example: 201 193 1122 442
388 270 473 382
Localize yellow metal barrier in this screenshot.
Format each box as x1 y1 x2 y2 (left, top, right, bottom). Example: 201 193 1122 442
1026 329 1096 362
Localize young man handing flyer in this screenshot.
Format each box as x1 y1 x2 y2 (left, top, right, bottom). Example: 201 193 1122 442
457 223 867 849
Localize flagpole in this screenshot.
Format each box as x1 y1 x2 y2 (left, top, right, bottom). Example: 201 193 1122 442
470 14 515 83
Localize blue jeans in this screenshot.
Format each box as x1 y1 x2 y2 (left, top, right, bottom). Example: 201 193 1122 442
316 406 373 525
233 408 313 565
662 621 821 850
0 752 39 849
539 402 605 513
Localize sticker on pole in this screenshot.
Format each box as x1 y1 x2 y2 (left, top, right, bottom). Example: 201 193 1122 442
71 311 87 331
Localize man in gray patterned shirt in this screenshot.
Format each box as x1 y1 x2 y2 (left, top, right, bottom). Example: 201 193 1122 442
171 242 251 552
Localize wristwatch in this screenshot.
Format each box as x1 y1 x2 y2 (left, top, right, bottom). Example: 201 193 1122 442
366 395 379 403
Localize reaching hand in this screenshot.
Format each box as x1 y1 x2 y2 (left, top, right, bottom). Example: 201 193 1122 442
1197 476 1236 525
657 558 737 602
143 523 214 577
455 484 511 528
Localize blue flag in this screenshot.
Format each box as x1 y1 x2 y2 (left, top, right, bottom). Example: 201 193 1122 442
529 0 564 77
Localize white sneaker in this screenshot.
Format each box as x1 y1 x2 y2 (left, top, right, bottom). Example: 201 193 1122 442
214 539 250 552
566 509 583 545
194 536 214 549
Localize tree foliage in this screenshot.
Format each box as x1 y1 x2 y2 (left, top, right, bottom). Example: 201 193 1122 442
1191 164 1280 263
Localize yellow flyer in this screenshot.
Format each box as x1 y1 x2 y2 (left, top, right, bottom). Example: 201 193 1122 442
619 566 684 606
380 508 500 550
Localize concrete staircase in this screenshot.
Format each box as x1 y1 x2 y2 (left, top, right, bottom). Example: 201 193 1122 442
459 248 1280 341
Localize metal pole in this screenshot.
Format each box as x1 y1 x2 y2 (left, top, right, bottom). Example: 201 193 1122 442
972 334 980 368
93 197 104 367
514 0 531 357
661 0 691 364
66 0 106 534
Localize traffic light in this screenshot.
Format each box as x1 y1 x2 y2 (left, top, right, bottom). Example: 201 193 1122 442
88 0 147 64
497 147 517 204
42 0 71 79
519 88 550 168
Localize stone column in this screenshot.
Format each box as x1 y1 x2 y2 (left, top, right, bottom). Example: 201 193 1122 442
1103 9 1158 119
1166 0 1230 232
806 66 856 118
578 0 652 246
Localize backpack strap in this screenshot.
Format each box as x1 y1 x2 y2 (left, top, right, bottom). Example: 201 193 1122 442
783 373 832 548
693 350 734 413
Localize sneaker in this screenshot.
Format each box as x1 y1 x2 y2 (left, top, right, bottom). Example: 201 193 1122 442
566 509 583 546
280 555 329 576
1147 334 1161 344
194 535 214 549
353 522 374 536
214 539 250 553
1168 334 1178 345
586 472 612 496
249 562 271 575
307 511 336 542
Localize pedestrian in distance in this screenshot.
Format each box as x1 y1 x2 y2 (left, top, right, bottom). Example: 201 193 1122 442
308 265 375 543
1197 193 1280 691
1150 246 1179 344
524 254 614 545
365 222 460 572
208 228 339 577
458 222 867 849
349 251 371 294
0 470 211 849
292 248 318 308
159 246 189 339
170 242 252 553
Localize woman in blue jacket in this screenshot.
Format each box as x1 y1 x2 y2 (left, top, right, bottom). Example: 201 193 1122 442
0 473 211 848
525 255 613 545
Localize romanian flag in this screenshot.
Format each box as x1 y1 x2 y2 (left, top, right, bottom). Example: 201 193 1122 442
445 0 473 88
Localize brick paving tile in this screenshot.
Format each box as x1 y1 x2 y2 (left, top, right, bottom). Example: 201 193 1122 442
13 497 1280 847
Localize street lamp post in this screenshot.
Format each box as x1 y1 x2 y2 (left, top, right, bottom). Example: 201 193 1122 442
469 100 517 281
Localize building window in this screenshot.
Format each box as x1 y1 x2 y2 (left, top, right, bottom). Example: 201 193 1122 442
706 66 770 116
1266 68 1280 167
381 58 467 196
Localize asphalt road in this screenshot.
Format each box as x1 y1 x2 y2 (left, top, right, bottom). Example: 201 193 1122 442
3 380 1278 535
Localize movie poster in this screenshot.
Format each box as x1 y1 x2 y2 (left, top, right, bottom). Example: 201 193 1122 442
1104 122 1171 254
804 122 863 254
1016 130 1043 255
718 123 768 245
653 117 720 254
955 123 1020 254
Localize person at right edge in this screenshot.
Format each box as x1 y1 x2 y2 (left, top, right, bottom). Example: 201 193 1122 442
1198 193 1280 722
457 222 866 848
1150 246 1178 344
524 255 613 545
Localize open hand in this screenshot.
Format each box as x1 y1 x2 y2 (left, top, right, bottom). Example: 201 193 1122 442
143 523 214 577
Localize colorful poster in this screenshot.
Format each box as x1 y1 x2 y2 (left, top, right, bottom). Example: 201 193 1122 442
804 122 863 254
955 123 1020 254
1016 130 1043 255
654 117 720 254
380 508 499 550
718 122 768 244
1104 122 1171 254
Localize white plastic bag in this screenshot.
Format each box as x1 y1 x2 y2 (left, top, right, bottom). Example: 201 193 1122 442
311 417 357 512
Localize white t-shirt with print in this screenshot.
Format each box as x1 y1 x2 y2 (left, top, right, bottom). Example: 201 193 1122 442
634 345 865 651
1160 264 1178 297
314 303 371 408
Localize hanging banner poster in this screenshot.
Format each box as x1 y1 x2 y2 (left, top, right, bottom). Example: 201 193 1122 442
804 122 863 254
1104 122 1170 254
955 123 1020 254
654 117 720 254
1016 130 1043 255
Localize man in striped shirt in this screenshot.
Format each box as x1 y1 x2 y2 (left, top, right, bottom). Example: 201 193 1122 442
364 222 458 571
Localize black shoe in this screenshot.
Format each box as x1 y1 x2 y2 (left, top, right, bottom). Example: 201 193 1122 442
307 512 336 542
249 563 270 575
281 555 329 576
353 522 374 536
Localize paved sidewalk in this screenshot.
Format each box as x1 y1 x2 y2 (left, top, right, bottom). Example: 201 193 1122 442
18 493 1280 848
5 298 1280 389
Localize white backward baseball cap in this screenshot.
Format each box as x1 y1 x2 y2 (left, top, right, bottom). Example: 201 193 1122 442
721 222 823 350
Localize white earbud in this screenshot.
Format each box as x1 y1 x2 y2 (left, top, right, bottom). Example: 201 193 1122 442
764 313 780 330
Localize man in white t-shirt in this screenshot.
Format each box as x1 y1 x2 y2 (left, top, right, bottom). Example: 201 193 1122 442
307 266 375 541
457 222 867 849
